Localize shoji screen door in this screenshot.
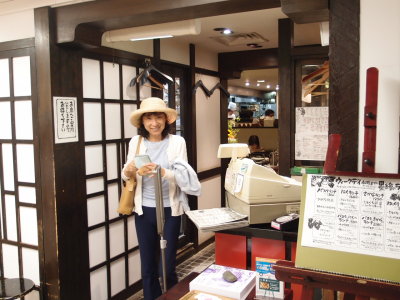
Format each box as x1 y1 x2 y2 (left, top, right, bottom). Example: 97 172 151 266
82 57 151 300
0 50 41 300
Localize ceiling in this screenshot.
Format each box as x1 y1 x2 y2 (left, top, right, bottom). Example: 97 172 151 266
172 7 323 92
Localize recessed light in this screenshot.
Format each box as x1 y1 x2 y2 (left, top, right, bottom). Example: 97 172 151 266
247 43 262 48
213 27 234 35
245 82 250 86
266 84 271 89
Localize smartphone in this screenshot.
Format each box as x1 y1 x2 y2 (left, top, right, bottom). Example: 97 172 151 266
134 154 152 168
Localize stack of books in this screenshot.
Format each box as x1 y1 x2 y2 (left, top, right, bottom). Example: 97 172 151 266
189 264 256 300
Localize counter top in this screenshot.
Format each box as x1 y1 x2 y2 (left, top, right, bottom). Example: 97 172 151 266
217 224 298 242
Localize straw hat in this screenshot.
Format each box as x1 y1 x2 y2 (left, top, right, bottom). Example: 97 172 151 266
129 97 177 128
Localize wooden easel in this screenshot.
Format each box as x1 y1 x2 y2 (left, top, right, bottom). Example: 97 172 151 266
274 68 400 300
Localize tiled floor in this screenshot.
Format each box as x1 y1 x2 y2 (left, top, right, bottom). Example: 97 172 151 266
128 242 215 300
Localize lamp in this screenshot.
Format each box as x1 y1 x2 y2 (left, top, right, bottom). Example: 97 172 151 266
217 143 249 162
103 19 201 42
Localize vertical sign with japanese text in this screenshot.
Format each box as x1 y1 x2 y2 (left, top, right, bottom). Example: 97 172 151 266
53 96 79 143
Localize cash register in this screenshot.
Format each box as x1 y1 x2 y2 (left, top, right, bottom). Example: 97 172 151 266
218 144 302 224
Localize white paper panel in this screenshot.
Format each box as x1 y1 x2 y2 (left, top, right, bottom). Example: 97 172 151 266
110 258 125 296
23 290 40 300
18 186 36 204
86 177 104 195
139 84 151 99
16 144 35 183
127 216 138 249
128 251 141 285
90 266 108 300
105 103 121 140
20 206 38 246
89 227 106 267
15 100 33 140
22 248 40 284
13 56 31 97
106 144 118 180
103 62 120 100
0 194 3 238
2 244 19 278
5 194 17 241
107 183 119 220
2 144 14 191
85 145 103 175
0 101 12 139
0 59 10 97
197 176 221 244
84 102 102 142
109 220 124 258
124 104 137 138
122 65 137 100
195 74 221 172
82 58 101 99
87 195 105 227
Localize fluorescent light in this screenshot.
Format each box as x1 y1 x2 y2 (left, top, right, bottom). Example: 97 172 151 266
104 19 201 42
130 35 173 41
257 80 265 83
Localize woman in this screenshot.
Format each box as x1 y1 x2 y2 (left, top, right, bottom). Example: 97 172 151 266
122 97 188 300
248 135 264 153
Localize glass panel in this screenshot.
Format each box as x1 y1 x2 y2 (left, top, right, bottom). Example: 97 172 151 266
20 206 38 246
139 85 151 99
90 266 108 300
0 101 12 139
82 58 101 99
87 195 105 227
18 186 36 204
195 74 221 172
110 258 125 296
0 58 10 97
109 220 124 258
103 62 120 100
22 248 40 284
2 244 19 278
127 216 138 249
13 56 31 97
84 102 102 142
124 103 137 138
88 227 106 267
122 65 137 100
17 144 35 183
105 103 121 140
107 183 119 220
86 177 104 195
2 144 14 191
128 251 141 285
85 145 103 175
15 100 33 140
106 144 118 180
5 194 17 241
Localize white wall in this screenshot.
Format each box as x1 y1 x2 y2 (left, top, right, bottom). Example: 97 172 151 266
359 0 400 173
0 10 35 42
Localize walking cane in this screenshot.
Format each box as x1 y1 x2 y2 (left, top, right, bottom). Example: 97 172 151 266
153 165 167 293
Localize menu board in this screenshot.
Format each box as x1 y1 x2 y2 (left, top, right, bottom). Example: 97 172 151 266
296 174 400 283
295 107 328 161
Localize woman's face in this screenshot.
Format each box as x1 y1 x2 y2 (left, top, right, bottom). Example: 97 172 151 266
142 112 167 138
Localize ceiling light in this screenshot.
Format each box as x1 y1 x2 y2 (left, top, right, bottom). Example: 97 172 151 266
266 84 271 89
257 80 265 83
247 43 262 48
256 83 260 87
276 85 280 90
245 82 250 86
104 19 201 42
213 27 234 35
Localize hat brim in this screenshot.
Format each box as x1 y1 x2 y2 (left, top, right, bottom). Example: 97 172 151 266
130 107 177 128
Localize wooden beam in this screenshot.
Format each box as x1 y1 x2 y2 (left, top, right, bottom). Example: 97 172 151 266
53 0 280 45
280 0 329 24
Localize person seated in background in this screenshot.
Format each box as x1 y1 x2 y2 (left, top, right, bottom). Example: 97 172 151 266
248 135 264 153
239 106 253 123
261 109 278 127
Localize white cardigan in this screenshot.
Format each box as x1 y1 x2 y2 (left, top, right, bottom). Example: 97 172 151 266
121 134 188 216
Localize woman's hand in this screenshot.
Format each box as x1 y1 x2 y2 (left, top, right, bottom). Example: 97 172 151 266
137 163 165 177
124 161 137 178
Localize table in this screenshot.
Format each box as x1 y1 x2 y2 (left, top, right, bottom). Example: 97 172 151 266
0 278 35 300
156 272 293 300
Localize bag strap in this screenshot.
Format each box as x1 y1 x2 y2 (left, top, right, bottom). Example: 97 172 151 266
136 136 142 155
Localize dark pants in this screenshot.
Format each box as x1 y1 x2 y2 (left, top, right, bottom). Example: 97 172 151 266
135 206 181 300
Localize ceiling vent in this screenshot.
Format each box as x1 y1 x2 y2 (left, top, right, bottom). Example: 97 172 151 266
210 32 268 47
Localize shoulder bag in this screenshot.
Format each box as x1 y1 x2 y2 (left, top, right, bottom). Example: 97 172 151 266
117 136 142 215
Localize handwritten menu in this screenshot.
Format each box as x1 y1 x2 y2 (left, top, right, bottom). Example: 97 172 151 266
301 174 400 260
295 106 328 161
53 96 79 143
